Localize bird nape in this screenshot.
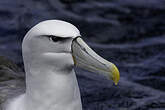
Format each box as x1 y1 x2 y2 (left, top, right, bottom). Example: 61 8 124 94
3 20 120 110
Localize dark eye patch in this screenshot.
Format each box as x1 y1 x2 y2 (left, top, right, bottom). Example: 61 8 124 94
48 35 68 42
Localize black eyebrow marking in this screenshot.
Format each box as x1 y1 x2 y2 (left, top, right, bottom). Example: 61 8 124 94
45 35 73 42
45 35 73 39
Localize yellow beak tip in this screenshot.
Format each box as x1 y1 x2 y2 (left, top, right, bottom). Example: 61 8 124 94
114 83 118 86
111 64 120 85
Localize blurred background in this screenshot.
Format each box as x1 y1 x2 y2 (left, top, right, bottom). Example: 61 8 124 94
0 0 165 109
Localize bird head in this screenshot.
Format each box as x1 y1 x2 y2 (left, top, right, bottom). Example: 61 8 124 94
22 20 120 85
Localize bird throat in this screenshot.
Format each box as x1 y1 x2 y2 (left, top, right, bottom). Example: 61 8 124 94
25 67 82 110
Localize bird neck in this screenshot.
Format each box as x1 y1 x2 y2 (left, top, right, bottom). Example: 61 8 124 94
24 66 82 110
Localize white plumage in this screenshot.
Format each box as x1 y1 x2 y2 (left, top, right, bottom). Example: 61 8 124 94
4 20 119 110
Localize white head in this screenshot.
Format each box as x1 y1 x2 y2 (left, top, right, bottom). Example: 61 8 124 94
22 20 120 85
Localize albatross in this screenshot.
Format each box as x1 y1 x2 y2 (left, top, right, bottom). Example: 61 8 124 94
3 20 120 110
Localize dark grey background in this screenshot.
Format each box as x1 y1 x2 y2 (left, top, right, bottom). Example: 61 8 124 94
0 0 165 109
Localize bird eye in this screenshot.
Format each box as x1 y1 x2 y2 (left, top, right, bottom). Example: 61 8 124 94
49 35 64 42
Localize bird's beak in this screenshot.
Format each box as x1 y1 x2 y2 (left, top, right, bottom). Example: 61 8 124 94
71 37 120 85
